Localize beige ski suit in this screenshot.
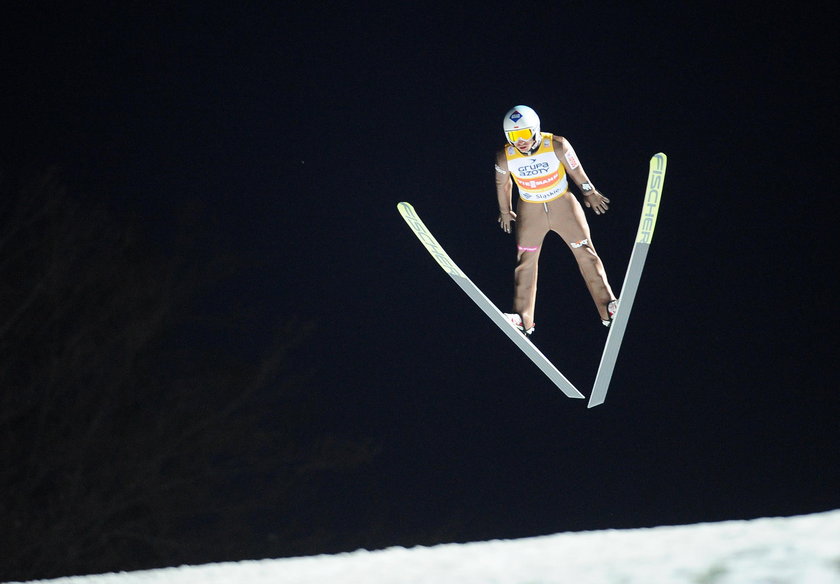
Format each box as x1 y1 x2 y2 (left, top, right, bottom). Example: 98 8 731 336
495 133 615 329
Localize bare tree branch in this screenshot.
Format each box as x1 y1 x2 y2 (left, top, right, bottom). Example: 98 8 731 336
0 171 374 581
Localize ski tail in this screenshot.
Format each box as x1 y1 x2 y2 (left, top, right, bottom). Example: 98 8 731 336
588 153 667 408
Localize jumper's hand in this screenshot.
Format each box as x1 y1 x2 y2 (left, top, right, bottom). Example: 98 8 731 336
498 211 517 234
584 191 610 215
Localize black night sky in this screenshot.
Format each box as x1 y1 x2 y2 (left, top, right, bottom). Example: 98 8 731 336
2 3 838 581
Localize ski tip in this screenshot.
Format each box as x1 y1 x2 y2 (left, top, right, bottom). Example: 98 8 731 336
397 202 417 219
652 152 667 167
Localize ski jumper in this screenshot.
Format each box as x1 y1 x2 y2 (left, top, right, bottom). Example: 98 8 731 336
503 134 614 328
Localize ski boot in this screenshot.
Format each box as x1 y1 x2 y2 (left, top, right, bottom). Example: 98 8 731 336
503 313 535 336
602 299 619 327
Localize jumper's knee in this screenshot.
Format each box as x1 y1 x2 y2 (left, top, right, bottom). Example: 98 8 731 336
516 244 540 266
572 244 604 275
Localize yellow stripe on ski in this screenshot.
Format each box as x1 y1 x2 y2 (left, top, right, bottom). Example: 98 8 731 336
397 202 467 279
635 152 667 245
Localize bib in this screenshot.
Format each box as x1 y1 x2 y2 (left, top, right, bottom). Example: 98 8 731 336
504 133 568 203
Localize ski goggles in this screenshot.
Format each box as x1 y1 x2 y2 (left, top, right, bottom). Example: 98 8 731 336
506 128 536 143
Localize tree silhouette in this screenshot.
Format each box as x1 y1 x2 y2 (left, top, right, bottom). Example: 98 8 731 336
0 169 372 581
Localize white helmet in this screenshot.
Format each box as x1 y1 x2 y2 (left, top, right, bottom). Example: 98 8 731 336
503 105 540 145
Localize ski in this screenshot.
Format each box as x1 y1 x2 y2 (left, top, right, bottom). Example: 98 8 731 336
397 202 585 400
588 153 668 407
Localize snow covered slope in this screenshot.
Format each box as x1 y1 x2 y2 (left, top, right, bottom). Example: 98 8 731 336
10 509 840 584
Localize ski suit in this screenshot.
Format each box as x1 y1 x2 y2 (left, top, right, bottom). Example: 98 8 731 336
495 133 615 329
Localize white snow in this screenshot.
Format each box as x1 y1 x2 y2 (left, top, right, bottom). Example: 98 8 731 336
9 509 840 584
